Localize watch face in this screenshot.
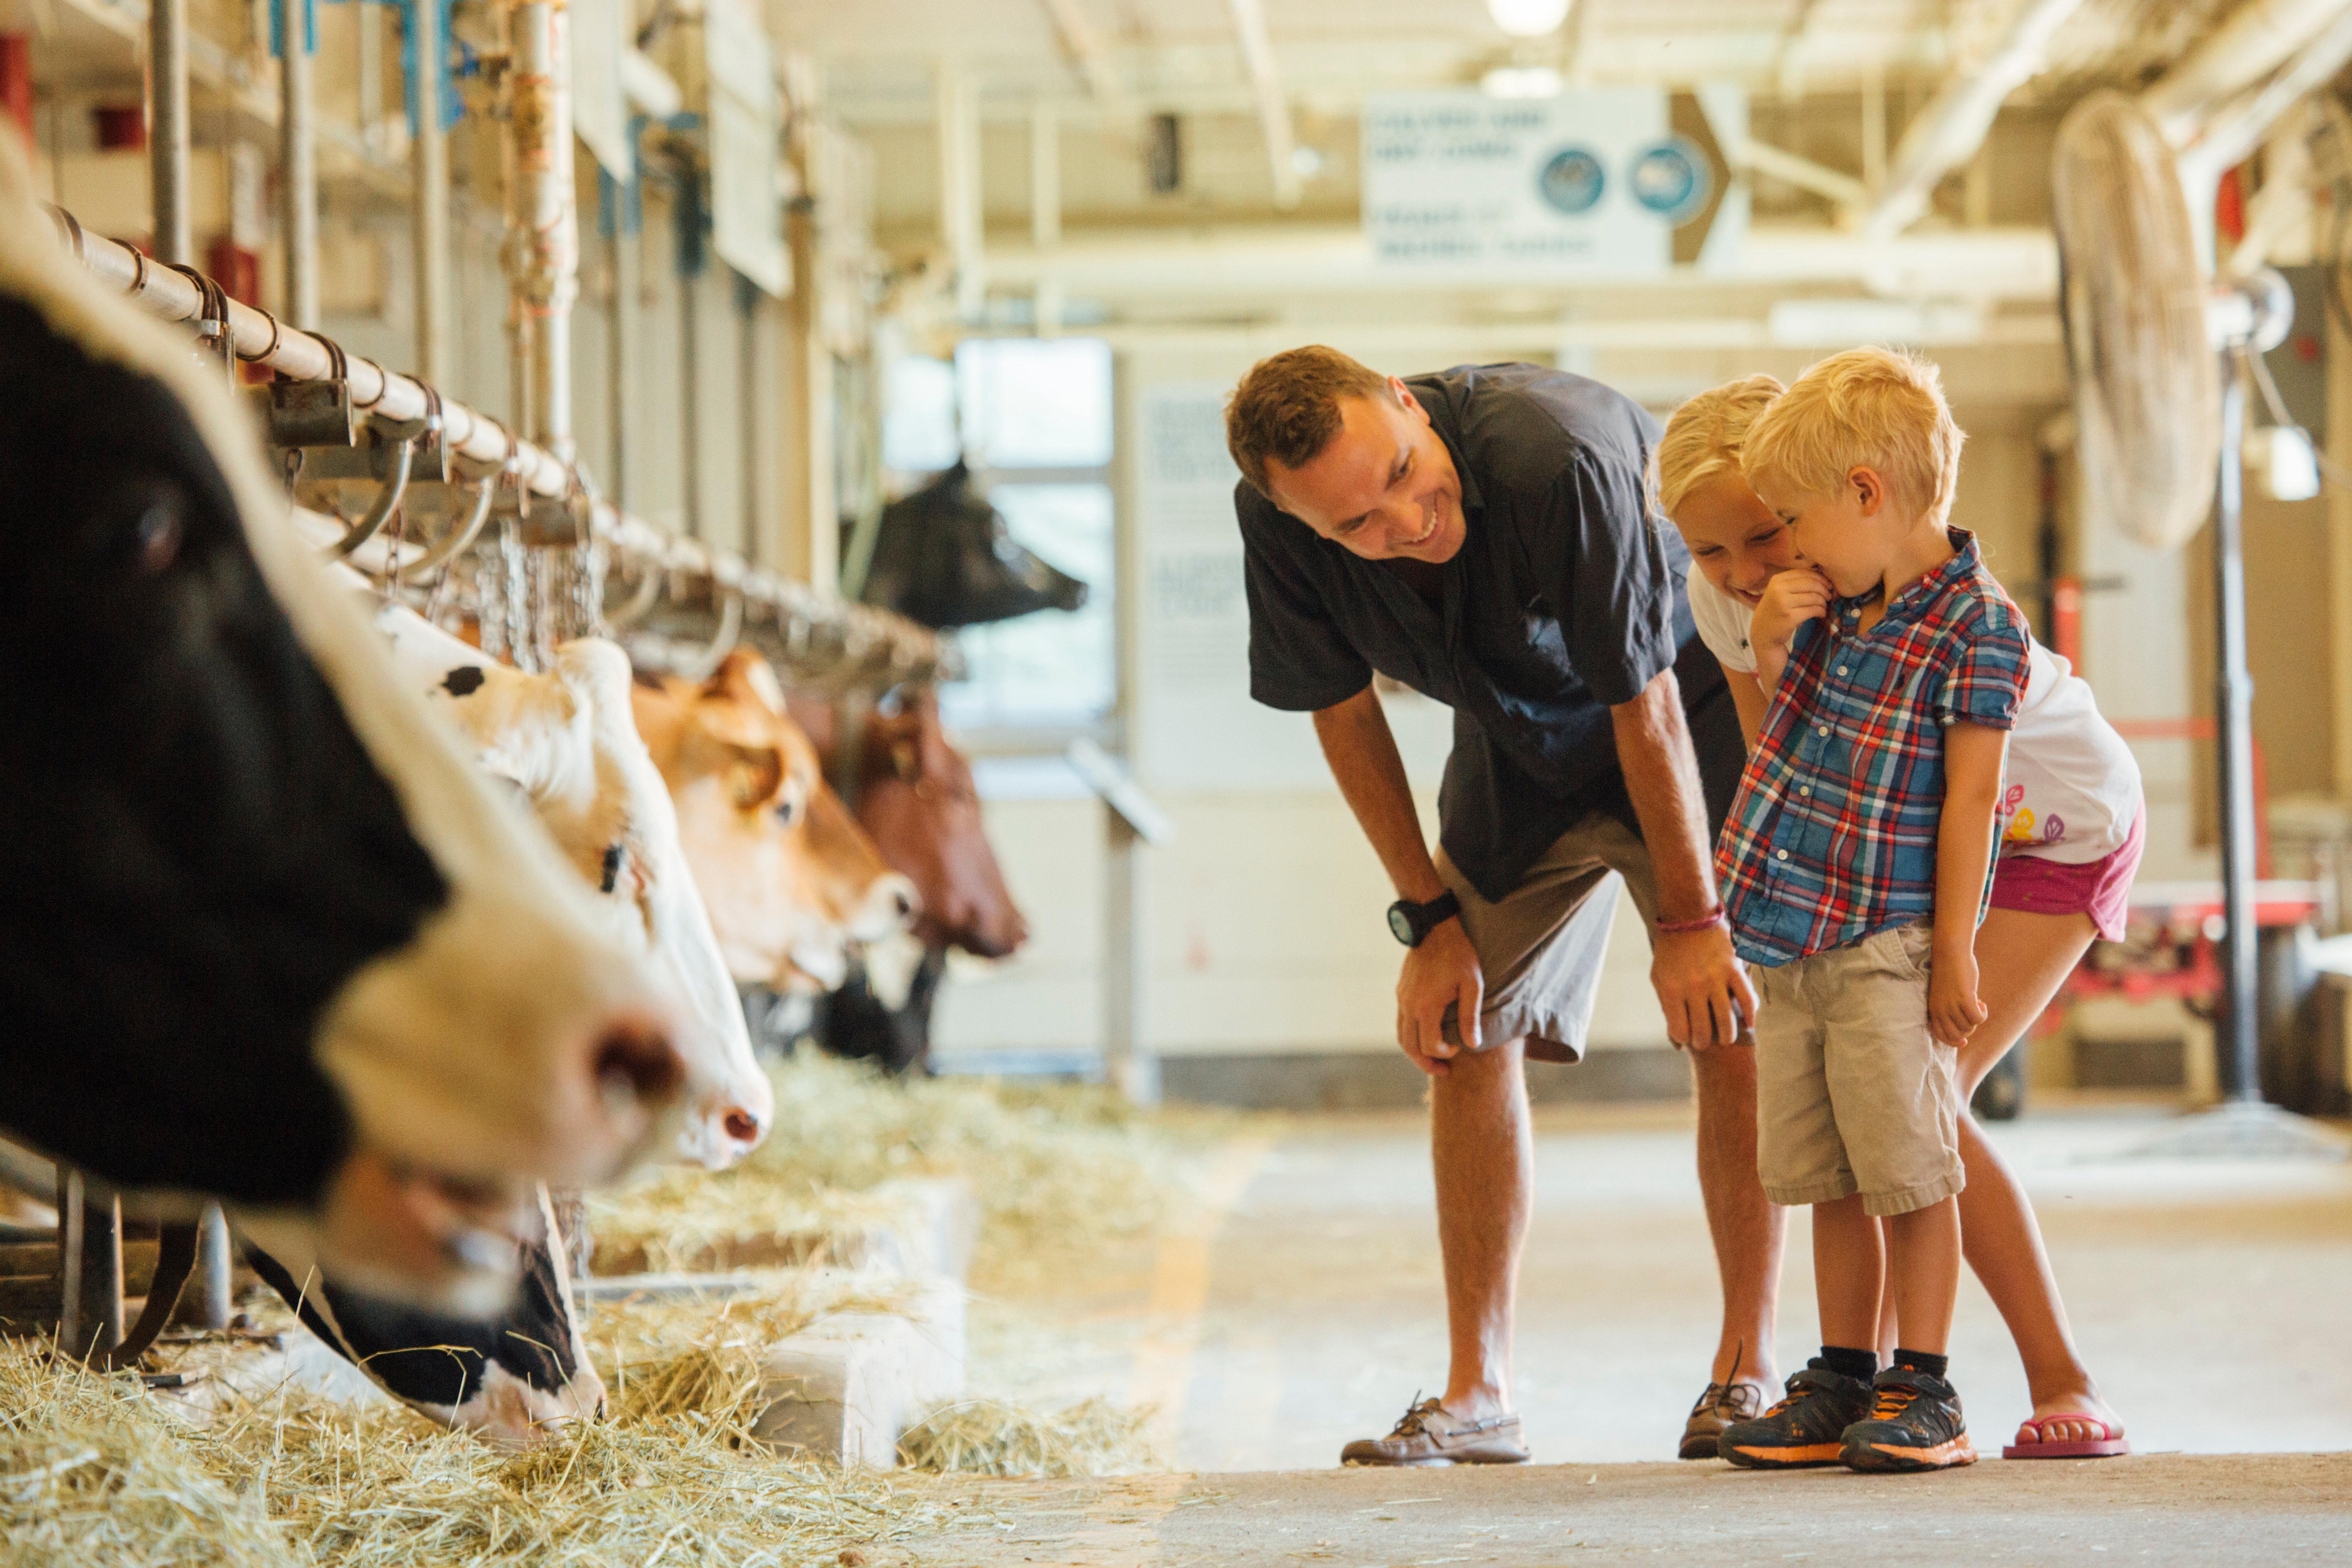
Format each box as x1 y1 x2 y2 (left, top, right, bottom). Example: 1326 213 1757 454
1388 905 1417 945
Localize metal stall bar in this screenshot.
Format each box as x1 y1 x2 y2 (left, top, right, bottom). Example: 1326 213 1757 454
281 0 319 330
53 206 956 687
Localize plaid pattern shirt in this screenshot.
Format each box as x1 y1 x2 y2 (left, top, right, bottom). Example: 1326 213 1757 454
1717 531 2030 967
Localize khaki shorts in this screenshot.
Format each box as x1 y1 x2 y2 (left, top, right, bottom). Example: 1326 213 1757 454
1753 921 1965 1217
1433 813 1657 1064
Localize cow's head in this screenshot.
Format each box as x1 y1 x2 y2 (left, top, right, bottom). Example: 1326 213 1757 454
857 690 1028 958
374 607 773 1172
633 651 914 995
0 141 684 1314
246 1187 604 1448
860 461 1089 628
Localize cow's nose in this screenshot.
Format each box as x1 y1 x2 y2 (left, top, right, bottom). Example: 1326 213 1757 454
721 1105 764 1145
592 1018 685 1112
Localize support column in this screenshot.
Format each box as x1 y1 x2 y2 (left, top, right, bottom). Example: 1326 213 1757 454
55 1167 123 1361
281 0 319 329
150 0 192 265
412 0 453 381
503 0 580 459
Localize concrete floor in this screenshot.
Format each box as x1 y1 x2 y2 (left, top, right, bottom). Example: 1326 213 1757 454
1141 1101 2352 1469
952 1098 2352 1562
900 1453 2352 1566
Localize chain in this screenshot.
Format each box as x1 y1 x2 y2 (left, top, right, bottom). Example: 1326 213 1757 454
506 521 539 673
474 519 511 665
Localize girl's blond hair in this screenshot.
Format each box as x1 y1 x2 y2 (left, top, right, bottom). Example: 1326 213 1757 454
1742 347 1965 522
1654 374 1786 518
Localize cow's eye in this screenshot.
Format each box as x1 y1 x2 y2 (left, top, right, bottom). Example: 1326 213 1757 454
600 843 626 894
775 796 800 828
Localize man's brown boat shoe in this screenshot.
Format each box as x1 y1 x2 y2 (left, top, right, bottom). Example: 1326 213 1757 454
1340 1396 1529 1467
1679 1379 1766 1459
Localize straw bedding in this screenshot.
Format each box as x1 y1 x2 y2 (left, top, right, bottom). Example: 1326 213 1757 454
590 1053 1231 1291
1 1060 1224 1560
0 1332 980 1568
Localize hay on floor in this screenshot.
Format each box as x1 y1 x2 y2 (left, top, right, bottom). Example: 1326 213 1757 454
897 1397 1158 1479
590 1052 1236 1291
0 1294 982 1568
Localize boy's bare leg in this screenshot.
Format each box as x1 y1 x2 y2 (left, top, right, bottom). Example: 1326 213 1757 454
1811 1194 1883 1353
1431 1037 1532 1419
1885 1197 1962 1356
1690 1041 1784 1392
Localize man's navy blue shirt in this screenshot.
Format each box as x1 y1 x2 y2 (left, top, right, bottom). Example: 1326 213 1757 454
1237 363 1742 903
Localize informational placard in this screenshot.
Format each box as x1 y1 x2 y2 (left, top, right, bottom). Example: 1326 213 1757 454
569 0 631 178
1363 88 1719 274
704 0 789 296
1134 383 1451 792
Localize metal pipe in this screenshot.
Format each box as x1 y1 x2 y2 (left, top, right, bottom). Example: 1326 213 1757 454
1224 0 1301 209
2144 0 2352 145
51 204 954 684
149 0 192 265
608 176 638 512
504 0 579 459
412 0 452 381
1862 0 2087 240
2214 360 2261 1102
281 0 319 330
935 60 981 321
193 1202 233 1330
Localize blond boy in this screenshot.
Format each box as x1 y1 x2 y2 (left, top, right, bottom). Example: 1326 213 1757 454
1710 348 2027 1472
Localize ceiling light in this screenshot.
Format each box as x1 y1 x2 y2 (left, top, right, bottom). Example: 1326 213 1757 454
1481 65 1564 98
1486 0 1571 38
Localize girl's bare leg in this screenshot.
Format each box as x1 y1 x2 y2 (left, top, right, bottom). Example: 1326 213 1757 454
1876 907 2121 1443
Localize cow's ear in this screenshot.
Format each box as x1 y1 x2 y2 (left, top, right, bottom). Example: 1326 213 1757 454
722 742 784 811
706 648 787 715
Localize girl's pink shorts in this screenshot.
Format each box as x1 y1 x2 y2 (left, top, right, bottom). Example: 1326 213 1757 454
1988 806 2146 943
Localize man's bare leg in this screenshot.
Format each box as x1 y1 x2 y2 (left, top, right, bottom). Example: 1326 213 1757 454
1431 1036 1532 1419
1690 1041 1784 1396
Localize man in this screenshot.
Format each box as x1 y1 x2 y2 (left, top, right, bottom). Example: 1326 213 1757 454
1226 347 1784 1463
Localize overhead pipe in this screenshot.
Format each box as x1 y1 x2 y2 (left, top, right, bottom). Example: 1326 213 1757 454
2143 0 2352 146
2180 3 2352 189
280 0 318 329
53 207 951 684
149 0 192 265
1225 0 1302 209
1860 0 2087 241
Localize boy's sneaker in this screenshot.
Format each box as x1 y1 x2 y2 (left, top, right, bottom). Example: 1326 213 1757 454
1840 1367 1978 1473
1718 1361 1876 1469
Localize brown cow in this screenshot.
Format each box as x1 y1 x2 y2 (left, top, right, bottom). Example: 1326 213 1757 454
854 690 1028 959
632 651 913 994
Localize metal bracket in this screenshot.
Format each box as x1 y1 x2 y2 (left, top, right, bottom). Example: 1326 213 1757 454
302 414 433 562
258 376 357 450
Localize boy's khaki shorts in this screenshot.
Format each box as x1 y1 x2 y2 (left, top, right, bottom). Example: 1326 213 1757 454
1753 921 1965 1217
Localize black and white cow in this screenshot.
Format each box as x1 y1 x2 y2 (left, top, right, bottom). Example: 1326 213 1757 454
0 136 685 1315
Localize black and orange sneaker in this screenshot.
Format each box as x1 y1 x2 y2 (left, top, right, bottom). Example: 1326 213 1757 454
1717 1361 1876 1469
1839 1367 1978 1473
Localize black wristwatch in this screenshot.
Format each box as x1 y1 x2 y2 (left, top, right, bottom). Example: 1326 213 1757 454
1388 891 1461 947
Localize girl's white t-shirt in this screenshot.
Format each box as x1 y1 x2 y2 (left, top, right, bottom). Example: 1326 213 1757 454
1686 564 2142 864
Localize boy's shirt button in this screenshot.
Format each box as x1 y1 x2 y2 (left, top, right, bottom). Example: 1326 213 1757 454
1775 850 1788 860
1816 724 1829 736
1800 786 1811 796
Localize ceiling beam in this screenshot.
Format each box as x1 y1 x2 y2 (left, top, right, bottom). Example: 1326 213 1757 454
1225 0 1303 209
1862 0 2089 241
1033 0 1119 99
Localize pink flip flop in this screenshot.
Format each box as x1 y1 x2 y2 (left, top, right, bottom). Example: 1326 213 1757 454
2002 1414 2130 1459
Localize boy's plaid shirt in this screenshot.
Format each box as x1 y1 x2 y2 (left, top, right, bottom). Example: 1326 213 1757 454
1715 530 2030 967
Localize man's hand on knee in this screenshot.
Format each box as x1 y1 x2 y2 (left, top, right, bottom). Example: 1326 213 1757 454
1398 919 1484 1076
1651 926 1758 1051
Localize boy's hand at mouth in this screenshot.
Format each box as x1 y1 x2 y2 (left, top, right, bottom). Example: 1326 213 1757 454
1751 567 1834 694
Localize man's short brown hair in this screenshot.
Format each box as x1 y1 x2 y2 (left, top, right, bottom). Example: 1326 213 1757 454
1225 345 1393 499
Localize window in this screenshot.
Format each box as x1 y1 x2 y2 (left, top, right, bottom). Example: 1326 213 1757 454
883 337 1116 732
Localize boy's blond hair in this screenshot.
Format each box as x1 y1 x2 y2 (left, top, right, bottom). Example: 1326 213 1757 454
1741 347 1965 523
1655 374 1785 517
